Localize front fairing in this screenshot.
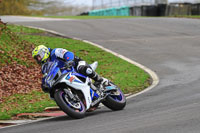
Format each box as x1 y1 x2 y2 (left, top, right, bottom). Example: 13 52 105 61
44 62 61 88
60 73 92 109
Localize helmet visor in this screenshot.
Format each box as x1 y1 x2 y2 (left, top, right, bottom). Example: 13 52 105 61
34 55 42 64
38 49 45 59
34 49 45 64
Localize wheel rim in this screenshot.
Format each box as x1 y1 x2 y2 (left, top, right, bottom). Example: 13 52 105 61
108 82 125 102
60 91 85 112
110 89 124 102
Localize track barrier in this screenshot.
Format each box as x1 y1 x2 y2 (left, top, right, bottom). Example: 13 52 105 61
87 3 200 16
89 6 130 16
191 3 200 15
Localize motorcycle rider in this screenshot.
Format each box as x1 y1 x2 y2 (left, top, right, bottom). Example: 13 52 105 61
32 45 109 95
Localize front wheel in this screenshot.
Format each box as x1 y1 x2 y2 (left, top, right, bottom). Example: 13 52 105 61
102 83 126 110
54 89 86 119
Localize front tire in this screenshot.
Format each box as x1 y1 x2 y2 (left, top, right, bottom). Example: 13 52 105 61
102 83 126 110
54 89 86 119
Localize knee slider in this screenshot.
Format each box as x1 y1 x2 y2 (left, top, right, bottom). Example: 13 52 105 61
86 67 93 75
78 65 94 76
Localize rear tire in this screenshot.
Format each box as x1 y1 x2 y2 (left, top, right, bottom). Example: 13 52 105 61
102 84 126 111
54 89 86 119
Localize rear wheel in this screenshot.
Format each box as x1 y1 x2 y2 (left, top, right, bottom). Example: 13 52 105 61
54 89 86 119
102 82 126 110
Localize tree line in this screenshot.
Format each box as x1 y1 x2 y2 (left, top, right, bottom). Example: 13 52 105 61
0 0 90 16
0 0 45 15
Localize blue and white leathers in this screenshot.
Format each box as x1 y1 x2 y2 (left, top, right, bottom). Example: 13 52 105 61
42 48 75 85
49 48 74 68
50 48 74 61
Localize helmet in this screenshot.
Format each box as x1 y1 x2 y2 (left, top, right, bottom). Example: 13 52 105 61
32 45 50 64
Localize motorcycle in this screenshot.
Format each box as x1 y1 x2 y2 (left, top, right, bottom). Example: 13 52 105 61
42 60 126 119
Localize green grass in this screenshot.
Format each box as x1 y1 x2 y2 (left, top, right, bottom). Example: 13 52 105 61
170 15 200 19
0 24 36 67
0 91 56 120
7 25 44 34
0 24 150 120
31 15 140 19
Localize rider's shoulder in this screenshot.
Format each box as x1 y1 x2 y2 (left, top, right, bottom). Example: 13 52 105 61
51 48 71 58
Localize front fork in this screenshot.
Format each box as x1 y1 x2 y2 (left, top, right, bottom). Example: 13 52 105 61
63 88 80 102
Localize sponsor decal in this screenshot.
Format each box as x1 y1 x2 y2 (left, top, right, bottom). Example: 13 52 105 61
69 76 75 83
66 74 83 84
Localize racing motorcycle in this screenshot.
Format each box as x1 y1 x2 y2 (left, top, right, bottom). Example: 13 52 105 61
42 60 126 119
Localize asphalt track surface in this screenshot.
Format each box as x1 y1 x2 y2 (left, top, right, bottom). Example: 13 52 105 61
1 16 200 133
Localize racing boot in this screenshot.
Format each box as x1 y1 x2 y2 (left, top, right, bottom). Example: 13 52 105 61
92 73 109 89
81 65 109 89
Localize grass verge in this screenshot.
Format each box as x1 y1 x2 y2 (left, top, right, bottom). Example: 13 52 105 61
0 24 150 120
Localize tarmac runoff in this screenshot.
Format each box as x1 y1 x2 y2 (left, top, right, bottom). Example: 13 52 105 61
0 26 159 129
